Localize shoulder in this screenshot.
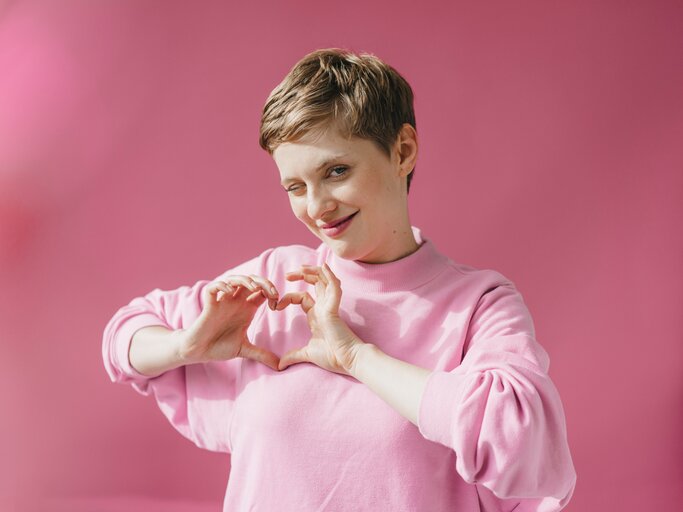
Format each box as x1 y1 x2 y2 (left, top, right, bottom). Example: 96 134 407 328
420 230 514 291
440 255 519 298
439 257 535 326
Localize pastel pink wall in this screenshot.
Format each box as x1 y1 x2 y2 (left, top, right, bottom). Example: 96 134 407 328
0 1 681 510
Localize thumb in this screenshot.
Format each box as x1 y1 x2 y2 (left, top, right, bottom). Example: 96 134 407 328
239 342 280 371
278 345 310 371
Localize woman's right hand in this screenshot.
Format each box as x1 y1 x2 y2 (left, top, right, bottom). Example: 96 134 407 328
176 275 282 371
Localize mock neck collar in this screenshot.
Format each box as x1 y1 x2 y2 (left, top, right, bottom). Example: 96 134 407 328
318 226 449 293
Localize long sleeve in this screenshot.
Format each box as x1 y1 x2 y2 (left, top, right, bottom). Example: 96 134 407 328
417 277 577 511
102 247 275 453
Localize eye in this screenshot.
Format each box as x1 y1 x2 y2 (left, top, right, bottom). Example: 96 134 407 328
328 166 348 178
286 184 305 194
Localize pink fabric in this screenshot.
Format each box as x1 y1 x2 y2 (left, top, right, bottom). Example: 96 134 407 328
102 226 576 511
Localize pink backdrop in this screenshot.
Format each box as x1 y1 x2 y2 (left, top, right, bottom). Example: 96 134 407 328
1 1 681 511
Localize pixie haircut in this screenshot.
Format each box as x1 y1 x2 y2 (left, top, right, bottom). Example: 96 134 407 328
258 48 417 193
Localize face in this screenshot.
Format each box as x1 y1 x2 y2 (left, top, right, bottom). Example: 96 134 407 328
272 121 418 264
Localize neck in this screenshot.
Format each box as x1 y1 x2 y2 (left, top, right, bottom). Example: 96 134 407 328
323 226 449 293
357 225 421 264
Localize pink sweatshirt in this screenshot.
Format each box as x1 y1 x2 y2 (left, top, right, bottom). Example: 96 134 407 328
102 226 576 511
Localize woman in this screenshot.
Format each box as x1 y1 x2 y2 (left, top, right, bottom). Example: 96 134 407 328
102 48 576 511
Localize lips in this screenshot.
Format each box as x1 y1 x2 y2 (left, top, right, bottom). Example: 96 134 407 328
318 211 358 238
321 212 357 229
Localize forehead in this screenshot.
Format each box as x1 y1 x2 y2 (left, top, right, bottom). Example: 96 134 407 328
274 124 351 161
273 124 375 179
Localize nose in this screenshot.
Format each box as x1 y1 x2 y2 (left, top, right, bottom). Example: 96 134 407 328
306 186 336 221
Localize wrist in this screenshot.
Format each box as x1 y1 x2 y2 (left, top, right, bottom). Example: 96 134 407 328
348 342 381 379
172 328 194 365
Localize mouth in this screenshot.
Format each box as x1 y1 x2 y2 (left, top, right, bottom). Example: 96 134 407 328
320 211 358 237
322 212 357 229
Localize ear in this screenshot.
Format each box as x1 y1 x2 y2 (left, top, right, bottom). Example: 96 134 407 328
394 123 418 179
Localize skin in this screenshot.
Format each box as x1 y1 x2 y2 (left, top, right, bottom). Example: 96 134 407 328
268 121 433 426
272 120 420 264
134 120 433 427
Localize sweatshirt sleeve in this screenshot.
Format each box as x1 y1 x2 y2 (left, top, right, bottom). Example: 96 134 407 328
417 277 577 511
102 247 276 454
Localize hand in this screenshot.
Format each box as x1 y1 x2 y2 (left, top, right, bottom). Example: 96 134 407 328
276 263 365 376
177 274 281 371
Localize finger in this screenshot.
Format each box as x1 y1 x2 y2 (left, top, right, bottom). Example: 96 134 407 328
248 275 279 299
209 281 234 293
222 275 265 305
278 345 310 371
285 271 320 285
244 288 276 311
299 266 328 294
275 291 315 313
321 264 340 294
239 342 281 372
314 278 325 298
207 281 231 297
223 275 258 292
300 265 328 286
247 275 280 310
275 291 314 312
322 263 339 285
206 281 235 302
321 263 341 310
245 289 267 302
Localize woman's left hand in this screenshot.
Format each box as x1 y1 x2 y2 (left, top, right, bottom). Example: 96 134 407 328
275 263 365 376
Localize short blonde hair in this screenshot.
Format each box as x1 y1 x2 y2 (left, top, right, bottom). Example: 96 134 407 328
259 48 417 193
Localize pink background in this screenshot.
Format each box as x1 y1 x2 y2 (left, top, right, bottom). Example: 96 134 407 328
1 1 681 511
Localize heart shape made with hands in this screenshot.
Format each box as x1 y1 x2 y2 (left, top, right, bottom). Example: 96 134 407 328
219 263 364 376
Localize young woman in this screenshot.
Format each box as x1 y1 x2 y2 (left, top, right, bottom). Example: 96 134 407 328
103 48 576 511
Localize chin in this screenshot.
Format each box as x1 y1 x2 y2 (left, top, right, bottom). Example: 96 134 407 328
327 242 370 262
324 242 346 258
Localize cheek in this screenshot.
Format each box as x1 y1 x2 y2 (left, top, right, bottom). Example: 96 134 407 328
289 199 308 221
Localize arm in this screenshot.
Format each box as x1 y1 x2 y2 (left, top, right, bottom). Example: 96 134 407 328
350 282 576 509
101 248 278 453
276 263 575 508
349 342 430 426
129 326 186 377
102 278 228 451
127 298 281 378
102 278 211 392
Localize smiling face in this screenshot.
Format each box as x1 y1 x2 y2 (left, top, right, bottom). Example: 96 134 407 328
272 121 420 264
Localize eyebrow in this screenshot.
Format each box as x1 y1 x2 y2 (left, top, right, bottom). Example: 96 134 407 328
280 154 349 186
